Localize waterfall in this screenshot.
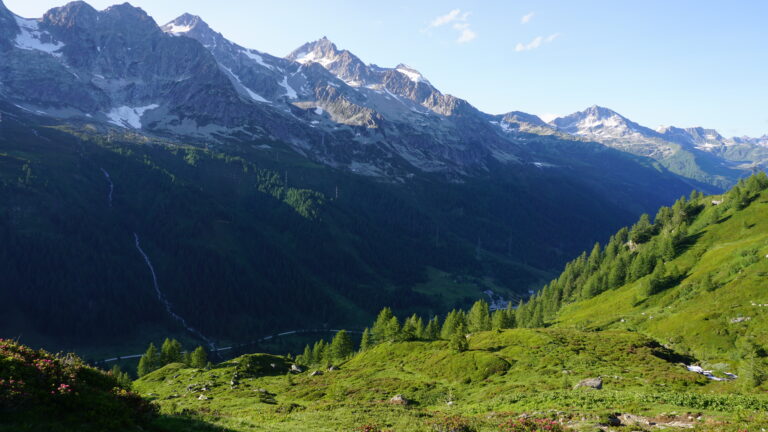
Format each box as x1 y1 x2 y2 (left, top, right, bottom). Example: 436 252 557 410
100 168 113 207
133 232 215 349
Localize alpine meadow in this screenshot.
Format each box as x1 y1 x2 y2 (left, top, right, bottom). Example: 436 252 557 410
1 1 767 431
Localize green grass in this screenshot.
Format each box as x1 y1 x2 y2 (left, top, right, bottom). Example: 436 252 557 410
556 191 768 365
131 328 767 431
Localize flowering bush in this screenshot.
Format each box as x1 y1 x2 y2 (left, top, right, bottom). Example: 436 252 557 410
428 414 476 432
0 338 156 428
498 418 565 432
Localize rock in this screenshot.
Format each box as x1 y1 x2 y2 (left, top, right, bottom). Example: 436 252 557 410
327 365 338 371
198 394 209 400
309 370 323 377
389 394 409 405
730 316 751 323
290 364 303 373
617 413 651 426
573 377 602 390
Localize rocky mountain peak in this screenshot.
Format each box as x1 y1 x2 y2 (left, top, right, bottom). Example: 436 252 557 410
287 37 343 65
43 1 99 30
551 105 657 140
162 13 209 35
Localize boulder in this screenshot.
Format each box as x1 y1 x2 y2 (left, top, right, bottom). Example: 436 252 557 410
290 364 303 373
389 394 409 405
198 394 209 400
309 370 323 377
573 377 602 390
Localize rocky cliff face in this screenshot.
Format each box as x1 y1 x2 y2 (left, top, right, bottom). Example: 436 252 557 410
0 2 764 188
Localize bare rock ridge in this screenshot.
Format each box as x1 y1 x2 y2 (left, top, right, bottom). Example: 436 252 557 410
0 1 764 186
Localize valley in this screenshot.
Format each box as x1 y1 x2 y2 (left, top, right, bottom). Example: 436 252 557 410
0 1 766 430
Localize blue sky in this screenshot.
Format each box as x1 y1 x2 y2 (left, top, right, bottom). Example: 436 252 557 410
6 0 768 137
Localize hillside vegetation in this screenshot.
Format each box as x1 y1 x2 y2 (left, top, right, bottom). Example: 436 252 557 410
0 106 692 356
517 173 768 379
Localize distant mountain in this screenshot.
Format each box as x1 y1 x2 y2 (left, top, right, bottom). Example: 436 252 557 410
550 106 768 189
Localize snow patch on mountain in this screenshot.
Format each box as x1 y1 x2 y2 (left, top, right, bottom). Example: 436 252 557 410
396 65 429 84
106 104 159 129
241 49 275 71
279 76 298 99
221 65 269 103
13 15 64 56
164 23 193 34
294 50 336 67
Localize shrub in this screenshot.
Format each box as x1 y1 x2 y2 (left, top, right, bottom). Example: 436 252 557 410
428 414 476 432
498 418 564 432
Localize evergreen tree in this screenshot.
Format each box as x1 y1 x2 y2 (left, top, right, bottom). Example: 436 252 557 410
137 343 159 377
190 346 208 369
424 316 441 340
311 340 327 364
360 328 373 351
371 307 395 343
160 338 182 365
385 315 401 342
400 317 417 341
137 355 151 378
440 310 466 339
329 330 354 361
644 260 667 296
467 300 491 333
630 213 654 243
110 364 132 388
491 310 506 330
448 324 469 352
737 338 764 390
607 255 627 289
300 344 313 364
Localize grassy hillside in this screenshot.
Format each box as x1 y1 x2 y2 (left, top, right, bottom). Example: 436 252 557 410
132 328 767 431
556 182 768 365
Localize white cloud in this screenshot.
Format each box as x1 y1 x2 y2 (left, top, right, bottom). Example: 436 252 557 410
453 23 477 43
521 12 535 24
425 9 477 43
429 9 463 28
515 33 560 52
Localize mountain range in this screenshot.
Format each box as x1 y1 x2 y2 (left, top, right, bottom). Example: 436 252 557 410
0 0 764 189
0 1 765 355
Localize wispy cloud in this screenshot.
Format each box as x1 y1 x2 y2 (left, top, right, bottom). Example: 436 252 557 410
425 9 477 44
453 22 477 43
521 12 535 24
515 33 560 52
428 9 464 28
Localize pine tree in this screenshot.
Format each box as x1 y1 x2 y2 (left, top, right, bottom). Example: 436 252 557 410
137 355 151 378
630 213 654 243
311 340 326 363
448 324 469 352
190 346 208 369
371 307 395 343
385 315 401 342
360 328 373 351
160 338 182 365
329 330 354 361
644 260 667 296
300 344 313 364
424 316 441 340
137 343 160 377
440 310 458 339
400 317 417 341
467 300 491 333
491 310 506 330
111 364 132 388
